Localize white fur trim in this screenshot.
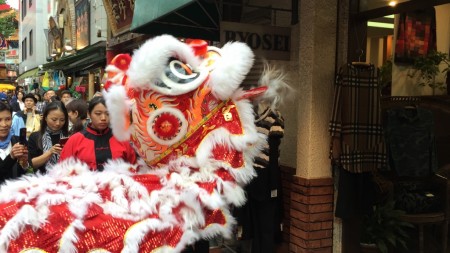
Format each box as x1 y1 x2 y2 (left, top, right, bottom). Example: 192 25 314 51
59 219 85 253
104 85 131 141
208 42 254 100
199 208 235 240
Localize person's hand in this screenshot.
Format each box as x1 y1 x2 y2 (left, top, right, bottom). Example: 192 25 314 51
49 144 63 155
10 143 28 160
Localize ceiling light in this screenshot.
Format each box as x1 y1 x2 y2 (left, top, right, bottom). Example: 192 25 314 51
367 21 394 29
388 1 397 7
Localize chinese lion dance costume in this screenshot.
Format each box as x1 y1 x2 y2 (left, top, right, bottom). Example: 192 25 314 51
0 35 287 252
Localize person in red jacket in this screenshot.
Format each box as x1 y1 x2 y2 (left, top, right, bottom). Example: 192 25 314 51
60 96 137 171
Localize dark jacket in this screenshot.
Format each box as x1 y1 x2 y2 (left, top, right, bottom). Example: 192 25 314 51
10 101 21 112
28 131 62 174
0 136 26 184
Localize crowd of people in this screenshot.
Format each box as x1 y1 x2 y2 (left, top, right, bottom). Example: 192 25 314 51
0 86 137 183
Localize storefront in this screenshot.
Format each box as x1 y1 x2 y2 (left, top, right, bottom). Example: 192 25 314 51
336 1 450 253
41 41 106 99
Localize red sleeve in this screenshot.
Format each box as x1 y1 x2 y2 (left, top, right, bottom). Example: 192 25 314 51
125 142 137 165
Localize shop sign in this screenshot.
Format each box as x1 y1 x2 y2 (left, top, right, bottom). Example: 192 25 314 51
103 0 135 36
5 49 19 64
220 21 291 61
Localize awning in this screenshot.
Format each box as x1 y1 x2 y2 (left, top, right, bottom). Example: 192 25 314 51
130 0 223 41
0 84 16 90
43 41 106 73
16 67 39 80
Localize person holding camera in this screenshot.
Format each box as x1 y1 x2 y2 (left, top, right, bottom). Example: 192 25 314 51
28 101 68 174
0 103 28 184
11 93 41 139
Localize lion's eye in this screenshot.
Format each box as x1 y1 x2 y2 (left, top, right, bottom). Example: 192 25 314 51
151 58 208 96
165 60 197 83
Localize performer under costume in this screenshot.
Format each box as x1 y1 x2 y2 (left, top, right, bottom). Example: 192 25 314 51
236 65 291 253
243 105 285 253
0 35 289 252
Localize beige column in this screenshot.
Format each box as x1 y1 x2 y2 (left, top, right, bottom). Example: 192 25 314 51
286 0 339 253
295 0 337 179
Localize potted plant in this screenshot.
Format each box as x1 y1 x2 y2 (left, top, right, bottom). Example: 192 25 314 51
360 201 413 253
408 50 450 94
379 58 392 96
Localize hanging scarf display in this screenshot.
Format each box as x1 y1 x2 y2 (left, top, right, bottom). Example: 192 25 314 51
41 71 50 91
52 71 60 89
58 71 66 90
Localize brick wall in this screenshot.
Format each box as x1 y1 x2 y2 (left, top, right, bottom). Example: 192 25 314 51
289 176 334 253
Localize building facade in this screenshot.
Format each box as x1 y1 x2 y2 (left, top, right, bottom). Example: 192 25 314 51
17 0 108 99
19 0 50 75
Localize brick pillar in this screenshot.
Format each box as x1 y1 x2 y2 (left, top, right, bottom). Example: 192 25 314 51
290 176 334 253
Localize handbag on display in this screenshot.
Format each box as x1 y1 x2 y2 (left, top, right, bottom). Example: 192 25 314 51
52 71 60 88
41 71 50 91
59 71 66 90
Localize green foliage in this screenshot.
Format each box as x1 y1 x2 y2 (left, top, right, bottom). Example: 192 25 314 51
361 201 413 253
408 51 450 90
379 59 392 90
69 87 82 99
0 1 17 39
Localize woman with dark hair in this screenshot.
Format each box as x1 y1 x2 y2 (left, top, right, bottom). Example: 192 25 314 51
28 101 69 173
10 91 25 113
60 97 136 171
34 93 45 113
65 99 88 134
0 103 28 183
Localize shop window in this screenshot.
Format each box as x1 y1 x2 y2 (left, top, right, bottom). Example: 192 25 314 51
21 0 26 19
29 30 33 56
21 38 27 61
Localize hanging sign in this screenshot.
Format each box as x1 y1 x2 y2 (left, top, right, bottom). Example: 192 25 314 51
103 0 135 36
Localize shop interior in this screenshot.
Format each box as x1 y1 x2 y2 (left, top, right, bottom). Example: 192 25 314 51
342 1 450 253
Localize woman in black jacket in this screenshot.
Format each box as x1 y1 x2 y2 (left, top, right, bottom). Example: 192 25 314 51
0 103 28 184
28 101 68 174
